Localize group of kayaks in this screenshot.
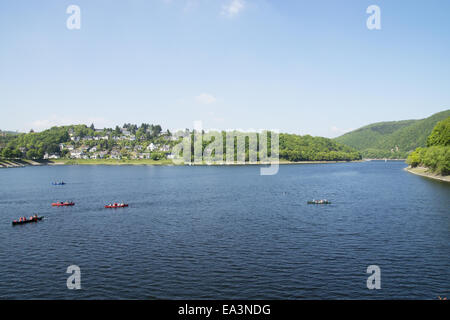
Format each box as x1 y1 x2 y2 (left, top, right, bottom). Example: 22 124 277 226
50 202 129 208
12 181 129 226
307 199 332 205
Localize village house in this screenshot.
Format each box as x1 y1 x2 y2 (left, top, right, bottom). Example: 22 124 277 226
147 143 157 152
44 153 61 160
70 150 84 159
110 151 121 160
160 145 171 152
121 128 131 136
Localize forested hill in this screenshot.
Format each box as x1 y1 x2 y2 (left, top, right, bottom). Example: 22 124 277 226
334 110 450 159
407 116 450 175
0 124 361 162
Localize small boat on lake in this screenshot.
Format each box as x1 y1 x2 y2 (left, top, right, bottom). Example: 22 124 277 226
105 203 129 209
12 216 44 226
307 200 332 205
52 201 75 207
52 182 66 185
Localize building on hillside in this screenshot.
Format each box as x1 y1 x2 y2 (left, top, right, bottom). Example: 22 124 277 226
110 151 121 160
160 145 171 152
70 150 84 159
147 143 156 152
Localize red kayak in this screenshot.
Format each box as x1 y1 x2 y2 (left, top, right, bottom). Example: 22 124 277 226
105 204 129 209
52 202 75 207
12 216 44 226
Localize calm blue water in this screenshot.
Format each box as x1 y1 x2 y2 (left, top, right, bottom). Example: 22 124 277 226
0 161 448 299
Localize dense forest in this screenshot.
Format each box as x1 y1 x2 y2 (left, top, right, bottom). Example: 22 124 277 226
406 117 450 175
279 134 360 161
0 125 361 162
335 110 450 159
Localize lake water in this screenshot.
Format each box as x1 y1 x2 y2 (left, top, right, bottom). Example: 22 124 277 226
0 161 448 299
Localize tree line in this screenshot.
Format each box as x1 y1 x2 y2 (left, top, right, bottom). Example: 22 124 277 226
0 124 362 162
406 117 450 175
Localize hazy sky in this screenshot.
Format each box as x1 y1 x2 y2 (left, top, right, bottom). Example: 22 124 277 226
1 0 449 137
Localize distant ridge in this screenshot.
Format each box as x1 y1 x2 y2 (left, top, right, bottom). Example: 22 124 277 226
335 109 450 159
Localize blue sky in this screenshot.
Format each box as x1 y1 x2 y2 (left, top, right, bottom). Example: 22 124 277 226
0 0 449 137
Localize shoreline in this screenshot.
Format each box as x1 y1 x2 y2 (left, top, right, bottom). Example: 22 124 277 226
2 158 413 168
404 166 450 183
1 159 366 168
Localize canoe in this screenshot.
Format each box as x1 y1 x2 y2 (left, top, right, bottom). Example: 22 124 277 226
105 204 129 208
52 202 75 206
12 217 44 226
307 200 331 205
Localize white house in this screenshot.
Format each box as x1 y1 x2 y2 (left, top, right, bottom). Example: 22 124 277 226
147 143 157 152
70 151 84 159
110 151 121 160
160 145 171 152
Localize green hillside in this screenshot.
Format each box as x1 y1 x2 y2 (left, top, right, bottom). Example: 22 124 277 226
407 117 450 175
335 110 450 159
0 125 361 162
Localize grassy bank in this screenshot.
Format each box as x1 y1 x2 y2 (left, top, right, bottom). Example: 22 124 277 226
405 166 450 183
1 158 365 167
53 159 363 166
51 158 175 166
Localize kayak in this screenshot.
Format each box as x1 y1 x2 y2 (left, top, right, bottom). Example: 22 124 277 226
307 200 332 205
52 202 75 206
105 204 129 208
12 217 44 226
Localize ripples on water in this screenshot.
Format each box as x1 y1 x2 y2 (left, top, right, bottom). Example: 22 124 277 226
0 161 448 299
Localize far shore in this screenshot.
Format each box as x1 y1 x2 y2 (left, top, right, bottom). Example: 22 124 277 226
1 158 417 169
0 158 368 168
405 166 450 183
